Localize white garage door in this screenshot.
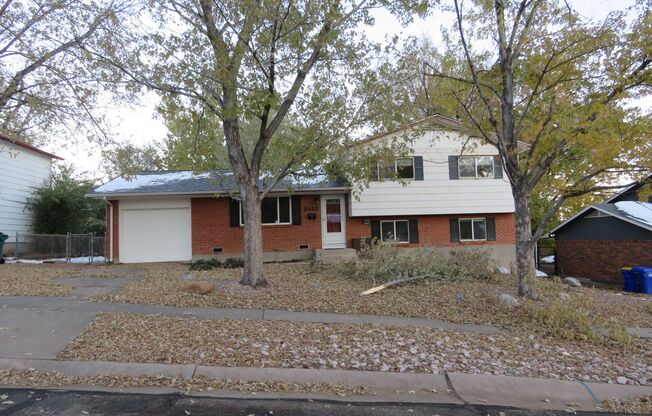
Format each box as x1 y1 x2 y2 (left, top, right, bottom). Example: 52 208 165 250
119 199 192 263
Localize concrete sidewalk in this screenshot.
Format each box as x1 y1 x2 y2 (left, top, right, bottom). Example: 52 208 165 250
1 357 650 411
0 295 506 334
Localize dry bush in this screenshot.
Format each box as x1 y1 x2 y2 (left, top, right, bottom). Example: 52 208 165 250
341 243 497 285
527 300 596 342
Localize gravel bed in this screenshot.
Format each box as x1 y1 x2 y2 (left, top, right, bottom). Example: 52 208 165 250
92 263 652 330
0 369 370 396
60 313 652 385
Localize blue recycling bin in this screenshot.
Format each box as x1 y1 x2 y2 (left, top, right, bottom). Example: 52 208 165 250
631 267 652 294
621 268 635 292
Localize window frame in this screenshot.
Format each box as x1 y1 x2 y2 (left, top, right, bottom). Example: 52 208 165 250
457 155 495 179
376 156 415 181
379 219 410 243
239 196 292 226
458 218 488 241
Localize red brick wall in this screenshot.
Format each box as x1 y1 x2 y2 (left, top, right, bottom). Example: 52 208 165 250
556 239 652 282
105 200 119 260
347 212 516 248
192 195 323 255
110 195 516 259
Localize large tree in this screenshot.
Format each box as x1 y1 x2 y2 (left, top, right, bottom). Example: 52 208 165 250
0 0 132 144
421 0 651 296
90 0 422 287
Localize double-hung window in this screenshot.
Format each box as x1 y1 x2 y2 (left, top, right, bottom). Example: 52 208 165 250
240 196 291 225
377 157 415 180
459 218 487 241
380 220 410 243
458 156 494 178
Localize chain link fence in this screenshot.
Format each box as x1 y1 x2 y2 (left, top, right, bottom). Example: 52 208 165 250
15 233 106 263
536 237 556 275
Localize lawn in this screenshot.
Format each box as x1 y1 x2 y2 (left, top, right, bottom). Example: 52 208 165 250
90 262 651 331
1 261 650 332
0 263 140 297
59 312 651 385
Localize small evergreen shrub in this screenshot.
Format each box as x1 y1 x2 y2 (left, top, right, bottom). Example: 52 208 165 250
189 257 244 271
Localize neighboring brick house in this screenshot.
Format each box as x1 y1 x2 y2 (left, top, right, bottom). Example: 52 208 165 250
88 115 520 267
549 175 652 283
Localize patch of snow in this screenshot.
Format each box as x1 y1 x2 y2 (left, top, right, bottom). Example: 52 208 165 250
614 201 652 227
535 269 548 277
94 171 212 193
540 255 555 264
6 256 107 264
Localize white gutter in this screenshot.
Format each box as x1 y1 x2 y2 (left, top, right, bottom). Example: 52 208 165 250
104 198 113 262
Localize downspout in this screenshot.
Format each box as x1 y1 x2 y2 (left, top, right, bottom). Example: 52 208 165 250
104 198 113 263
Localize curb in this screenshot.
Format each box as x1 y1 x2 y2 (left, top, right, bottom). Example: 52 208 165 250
1 358 651 410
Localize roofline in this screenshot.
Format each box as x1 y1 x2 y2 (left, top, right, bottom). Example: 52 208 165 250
0 134 63 160
86 187 350 199
591 204 652 232
548 175 652 235
352 114 531 150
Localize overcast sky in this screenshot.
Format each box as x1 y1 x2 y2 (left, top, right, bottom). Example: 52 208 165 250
43 0 642 180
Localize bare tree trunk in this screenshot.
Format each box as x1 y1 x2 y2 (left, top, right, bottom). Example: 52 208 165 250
240 184 266 287
513 190 536 297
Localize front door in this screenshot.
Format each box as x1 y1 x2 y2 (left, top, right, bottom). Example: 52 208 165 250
321 195 346 249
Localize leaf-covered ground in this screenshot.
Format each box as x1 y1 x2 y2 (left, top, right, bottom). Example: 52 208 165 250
59 312 652 385
90 262 651 330
1 262 650 331
0 264 139 297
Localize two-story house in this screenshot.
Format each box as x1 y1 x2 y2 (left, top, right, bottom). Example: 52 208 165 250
0 135 62 255
88 115 517 266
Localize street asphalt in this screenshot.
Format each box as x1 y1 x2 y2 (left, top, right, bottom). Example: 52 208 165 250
0 389 640 416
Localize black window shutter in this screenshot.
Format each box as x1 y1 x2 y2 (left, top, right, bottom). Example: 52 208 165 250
408 219 419 243
291 195 301 225
493 155 503 179
486 217 496 241
448 156 459 180
370 220 381 240
229 198 240 227
450 218 460 242
414 156 424 180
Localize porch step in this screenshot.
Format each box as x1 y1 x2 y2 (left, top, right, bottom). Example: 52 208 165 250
314 248 357 265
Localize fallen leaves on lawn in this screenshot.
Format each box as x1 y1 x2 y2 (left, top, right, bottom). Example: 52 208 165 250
0 369 370 396
59 312 651 385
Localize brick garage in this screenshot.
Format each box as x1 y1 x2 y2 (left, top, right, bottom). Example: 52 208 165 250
556 240 652 283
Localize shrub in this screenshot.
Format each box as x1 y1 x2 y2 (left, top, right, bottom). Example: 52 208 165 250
528 300 596 342
189 257 244 271
343 242 497 285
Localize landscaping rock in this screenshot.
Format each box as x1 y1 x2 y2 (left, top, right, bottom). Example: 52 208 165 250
559 292 570 301
498 267 511 275
616 376 629 385
498 293 519 307
183 281 214 295
563 277 582 288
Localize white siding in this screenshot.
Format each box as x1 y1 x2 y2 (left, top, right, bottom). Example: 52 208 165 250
0 142 53 242
350 129 515 217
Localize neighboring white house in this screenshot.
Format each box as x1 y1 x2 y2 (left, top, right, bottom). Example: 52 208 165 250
0 135 62 254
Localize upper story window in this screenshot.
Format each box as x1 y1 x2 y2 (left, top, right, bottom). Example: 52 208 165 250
240 196 291 225
377 157 415 180
458 156 494 179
